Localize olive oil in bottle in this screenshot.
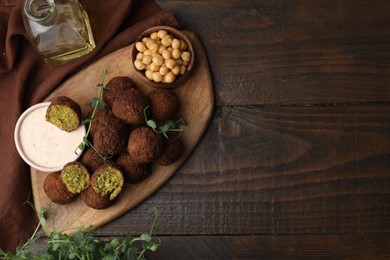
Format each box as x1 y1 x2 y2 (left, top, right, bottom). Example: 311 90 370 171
22 0 95 66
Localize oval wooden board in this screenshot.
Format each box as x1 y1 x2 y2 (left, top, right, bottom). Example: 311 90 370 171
30 31 214 234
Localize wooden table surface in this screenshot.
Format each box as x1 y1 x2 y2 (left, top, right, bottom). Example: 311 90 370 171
38 0 390 258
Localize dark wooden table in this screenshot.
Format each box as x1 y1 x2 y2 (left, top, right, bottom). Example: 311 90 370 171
38 0 390 258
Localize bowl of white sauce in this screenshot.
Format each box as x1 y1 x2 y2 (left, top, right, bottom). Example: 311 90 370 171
14 102 86 172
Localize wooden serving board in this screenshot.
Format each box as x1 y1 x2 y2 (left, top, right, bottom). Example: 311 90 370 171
31 31 214 234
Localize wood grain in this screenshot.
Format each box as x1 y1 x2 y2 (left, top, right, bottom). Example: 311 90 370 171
30 235 390 259
30 31 214 234
156 0 390 106
145 235 390 259
96 105 390 235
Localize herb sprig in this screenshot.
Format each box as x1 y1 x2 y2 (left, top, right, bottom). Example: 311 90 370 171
144 106 186 139
0 207 160 260
76 66 112 163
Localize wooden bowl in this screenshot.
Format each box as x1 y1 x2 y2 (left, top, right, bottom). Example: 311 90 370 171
131 26 195 88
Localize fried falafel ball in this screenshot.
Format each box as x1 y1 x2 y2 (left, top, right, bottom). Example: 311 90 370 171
155 137 184 166
81 186 113 210
91 164 124 201
61 161 90 194
148 89 180 122
80 148 105 173
127 127 165 163
93 122 129 155
43 172 77 205
90 108 123 140
117 152 151 183
111 88 150 125
46 96 82 132
89 108 130 155
103 76 136 108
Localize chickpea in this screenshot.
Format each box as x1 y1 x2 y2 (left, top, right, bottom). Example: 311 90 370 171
152 72 163 82
172 49 182 59
157 29 168 39
143 49 153 56
162 50 172 60
164 72 176 83
136 52 144 60
180 65 187 75
142 55 152 65
165 59 176 70
172 65 181 76
145 69 153 80
175 58 183 66
161 35 173 47
135 42 146 52
134 60 145 70
172 38 181 49
149 42 159 53
142 37 149 43
181 51 191 62
150 63 160 72
152 54 164 66
150 32 159 40
159 66 169 76
158 45 167 54
180 39 187 50
145 40 154 49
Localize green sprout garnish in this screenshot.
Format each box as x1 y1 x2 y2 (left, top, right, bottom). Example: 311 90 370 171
144 106 186 139
75 66 112 164
0 206 160 259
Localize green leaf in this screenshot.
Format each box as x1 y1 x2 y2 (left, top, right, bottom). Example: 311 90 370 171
96 100 106 111
78 142 85 150
140 234 151 242
90 97 100 107
110 239 119 248
39 207 47 226
83 118 96 124
146 119 157 129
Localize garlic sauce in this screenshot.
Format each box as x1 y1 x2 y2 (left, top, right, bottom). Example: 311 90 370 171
17 105 84 170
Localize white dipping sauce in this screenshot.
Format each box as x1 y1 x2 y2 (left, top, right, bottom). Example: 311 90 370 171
17 105 85 169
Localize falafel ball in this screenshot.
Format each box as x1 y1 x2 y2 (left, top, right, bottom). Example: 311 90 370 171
117 152 151 183
127 127 165 163
111 88 150 125
155 137 184 166
61 161 90 194
93 122 129 155
46 96 82 132
148 89 180 122
81 186 113 210
103 76 136 108
91 164 124 200
80 148 105 173
90 108 124 140
43 172 77 205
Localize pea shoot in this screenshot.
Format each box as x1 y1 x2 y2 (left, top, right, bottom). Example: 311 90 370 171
0 206 160 259
75 66 112 164
144 106 186 139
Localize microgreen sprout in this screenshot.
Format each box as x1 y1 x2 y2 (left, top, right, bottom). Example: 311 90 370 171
144 106 186 139
75 66 112 163
0 206 160 259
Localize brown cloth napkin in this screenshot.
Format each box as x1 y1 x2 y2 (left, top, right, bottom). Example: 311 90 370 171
0 0 178 252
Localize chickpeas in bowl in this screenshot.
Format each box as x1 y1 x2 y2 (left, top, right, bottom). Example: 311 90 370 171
132 26 195 88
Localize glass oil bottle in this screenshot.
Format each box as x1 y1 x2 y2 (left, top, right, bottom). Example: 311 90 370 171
22 0 96 66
